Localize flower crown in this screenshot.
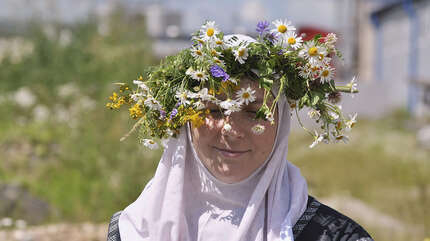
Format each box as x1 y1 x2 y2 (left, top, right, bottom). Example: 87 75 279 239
106 19 358 149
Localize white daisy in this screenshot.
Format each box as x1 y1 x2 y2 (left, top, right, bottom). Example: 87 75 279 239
309 131 324 148
175 90 191 105
197 88 216 102
347 76 358 93
328 110 339 120
265 112 274 123
190 45 205 60
193 100 205 110
284 32 303 50
192 36 206 45
209 48 223 58
309 65 320 78
228 77 239 85
200 21 219 41
223 123 232 132
298 64 312 79
131 92 144 102
142 139 159 150
144 96 162 110
235 87 256 105
185 67 195 76
225 104 242 115
324 33 338 49
219 99 242 115
212 57 225 66
335 135 349 144
299 40 327 61
192 69 209 82
251 124 266 135
319 66 334 83
234 46 248 64
309 53 331 67
211 37 226 49
307 109 321 120
133 80 149 92
271 19 296 37
346 113 357 131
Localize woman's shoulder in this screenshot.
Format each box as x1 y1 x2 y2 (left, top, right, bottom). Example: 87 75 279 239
106 196 374 241
293 195 374 241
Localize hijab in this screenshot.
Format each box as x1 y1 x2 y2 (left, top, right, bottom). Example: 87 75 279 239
118 35 308 241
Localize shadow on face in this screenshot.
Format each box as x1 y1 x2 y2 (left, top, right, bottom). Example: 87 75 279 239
191 77 278 184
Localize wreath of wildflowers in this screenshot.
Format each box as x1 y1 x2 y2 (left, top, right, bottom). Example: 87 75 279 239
106 19 358 149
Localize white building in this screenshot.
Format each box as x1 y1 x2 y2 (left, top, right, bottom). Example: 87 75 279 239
369 0 430 117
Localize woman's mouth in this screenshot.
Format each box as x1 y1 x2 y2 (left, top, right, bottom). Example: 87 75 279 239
213 146 250 158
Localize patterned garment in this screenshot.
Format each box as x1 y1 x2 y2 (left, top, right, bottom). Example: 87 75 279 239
107 196 374 241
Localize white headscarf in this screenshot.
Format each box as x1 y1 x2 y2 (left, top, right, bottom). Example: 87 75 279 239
118 35 308 241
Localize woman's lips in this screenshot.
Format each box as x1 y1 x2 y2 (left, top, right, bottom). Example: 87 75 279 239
213 146 250 158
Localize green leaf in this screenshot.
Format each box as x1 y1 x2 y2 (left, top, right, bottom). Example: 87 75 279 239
260 78 273 90
311 95 320 106
298 95 309 108
256 104 270 120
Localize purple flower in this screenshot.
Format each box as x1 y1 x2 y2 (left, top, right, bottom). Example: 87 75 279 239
256 21 270 35
266 32 278 44
170 108 178 119
210 65 230 82
159 110 166 120
278 49 285 55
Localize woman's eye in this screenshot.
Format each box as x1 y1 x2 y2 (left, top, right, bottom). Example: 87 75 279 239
209 109 222 118
246 110 257 118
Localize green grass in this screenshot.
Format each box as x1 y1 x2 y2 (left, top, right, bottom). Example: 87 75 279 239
0 12 160 223
289 110 430 240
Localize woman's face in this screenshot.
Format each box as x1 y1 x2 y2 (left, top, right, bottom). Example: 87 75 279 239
191 78 278 184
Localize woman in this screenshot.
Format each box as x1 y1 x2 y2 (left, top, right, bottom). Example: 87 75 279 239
106 20 373 241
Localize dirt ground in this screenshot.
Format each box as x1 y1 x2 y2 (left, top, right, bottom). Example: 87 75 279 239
0 223 108 241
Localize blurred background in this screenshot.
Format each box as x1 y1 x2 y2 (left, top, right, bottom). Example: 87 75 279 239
0 0 429 240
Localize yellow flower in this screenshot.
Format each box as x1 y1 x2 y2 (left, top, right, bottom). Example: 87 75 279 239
118 97 125 105
208 88 221 95
221 81 229 89
106 103 115 109
129 103 143 119
109 92 118 101
187 112 205 128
